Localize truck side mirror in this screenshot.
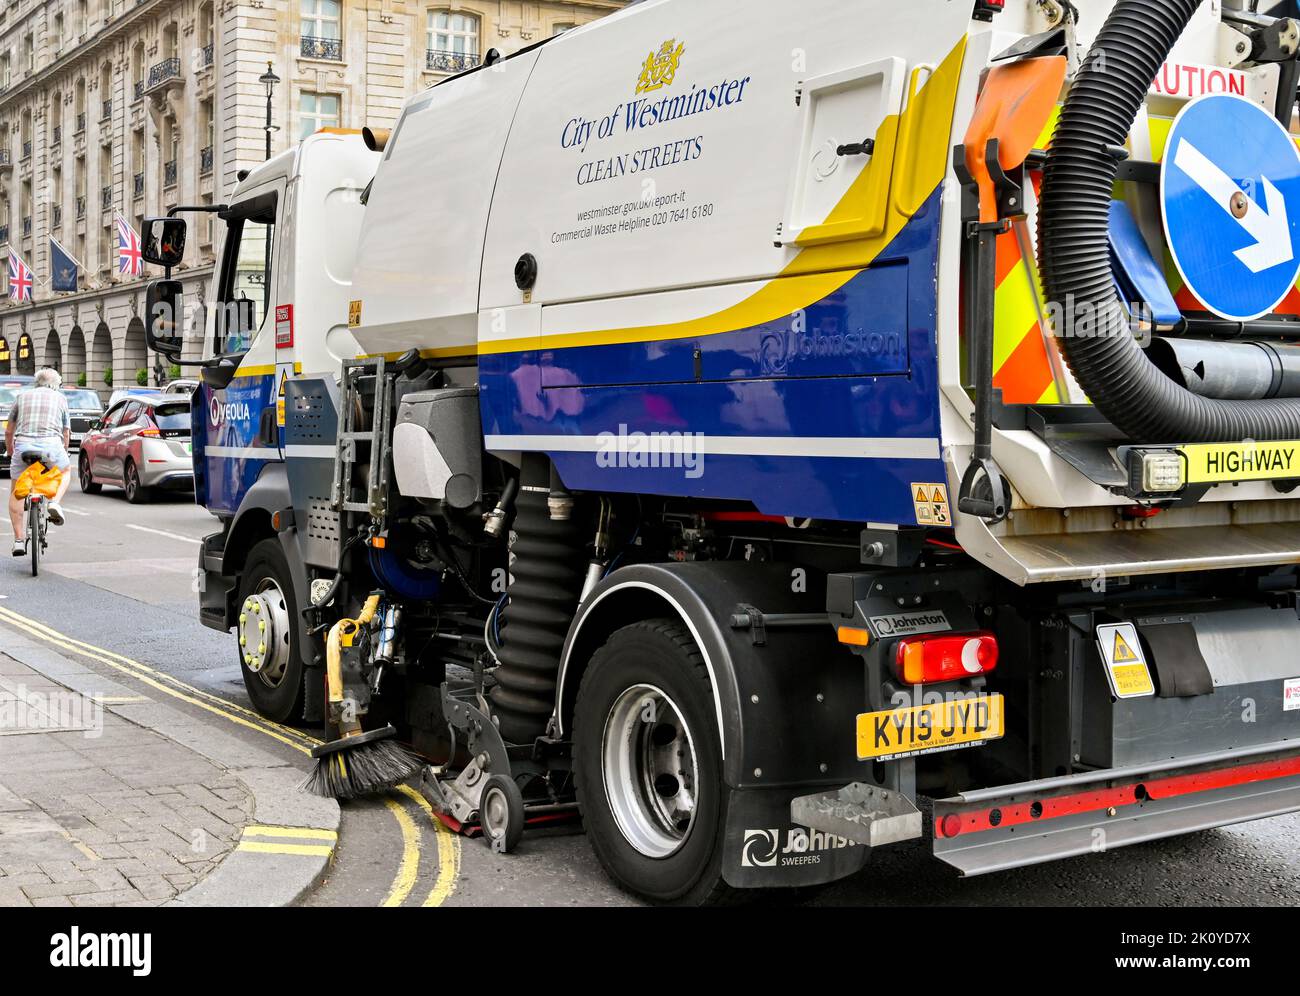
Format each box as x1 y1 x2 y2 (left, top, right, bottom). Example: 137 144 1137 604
141 217 187 268
145 278 185 358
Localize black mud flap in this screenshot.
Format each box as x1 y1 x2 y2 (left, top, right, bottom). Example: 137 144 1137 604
933 742 1300 876
721 787 870 890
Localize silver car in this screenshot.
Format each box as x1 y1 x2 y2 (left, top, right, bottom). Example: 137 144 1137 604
78 394 194 503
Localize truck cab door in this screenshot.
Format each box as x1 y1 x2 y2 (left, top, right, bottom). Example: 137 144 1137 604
196 183 286 517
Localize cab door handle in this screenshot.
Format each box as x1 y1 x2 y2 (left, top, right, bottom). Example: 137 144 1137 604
258 406 279 448
837 139 876 157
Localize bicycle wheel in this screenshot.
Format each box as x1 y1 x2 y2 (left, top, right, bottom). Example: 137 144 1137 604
28 499 40 577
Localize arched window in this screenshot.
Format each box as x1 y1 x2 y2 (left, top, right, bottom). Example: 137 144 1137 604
301 0 342 59
131 41 145 99
16 332 35 374
100 62 113 120
302 0 341 38
426 10 480 72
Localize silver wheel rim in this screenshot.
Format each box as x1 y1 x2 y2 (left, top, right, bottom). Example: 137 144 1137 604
601 683 698 859
239 578 292 687
483 786 510 839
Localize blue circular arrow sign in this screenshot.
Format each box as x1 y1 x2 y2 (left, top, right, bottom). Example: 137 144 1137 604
1161 93 1300 322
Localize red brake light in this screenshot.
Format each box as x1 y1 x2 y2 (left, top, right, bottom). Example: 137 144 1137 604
138 425 161 437
893 632 998 685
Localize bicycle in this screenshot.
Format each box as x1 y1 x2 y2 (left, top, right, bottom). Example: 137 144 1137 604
18 453 54 578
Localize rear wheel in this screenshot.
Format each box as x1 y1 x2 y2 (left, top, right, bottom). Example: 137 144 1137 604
78 453 101 494
573 619 736 905
237 539 306 722
123 459 149 504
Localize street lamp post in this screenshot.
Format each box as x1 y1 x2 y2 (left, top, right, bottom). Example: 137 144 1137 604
259 62 280 160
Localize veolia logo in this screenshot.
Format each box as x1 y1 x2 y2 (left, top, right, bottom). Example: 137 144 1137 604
208 394 251 426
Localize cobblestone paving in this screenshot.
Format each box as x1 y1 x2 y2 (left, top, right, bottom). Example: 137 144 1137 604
0 658 252 907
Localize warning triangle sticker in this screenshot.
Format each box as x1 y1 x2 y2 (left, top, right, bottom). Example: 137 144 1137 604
931 488 946 503
915 487 928 503
278 369 288 396
1112 631 1139 663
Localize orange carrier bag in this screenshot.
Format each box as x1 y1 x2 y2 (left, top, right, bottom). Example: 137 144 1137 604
12 461 63 501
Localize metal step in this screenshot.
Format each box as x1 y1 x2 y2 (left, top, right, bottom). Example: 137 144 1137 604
790 782 922 848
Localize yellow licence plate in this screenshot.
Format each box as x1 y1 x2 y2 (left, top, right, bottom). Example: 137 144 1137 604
1181 440 1300 484
855 693 1004 761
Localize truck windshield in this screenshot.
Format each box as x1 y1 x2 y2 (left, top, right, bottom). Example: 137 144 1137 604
213 196 278 357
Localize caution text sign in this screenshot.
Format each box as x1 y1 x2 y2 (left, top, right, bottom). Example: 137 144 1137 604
1095 623 1155 699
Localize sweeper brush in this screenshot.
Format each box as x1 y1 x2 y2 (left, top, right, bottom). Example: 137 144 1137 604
301 595 422 800
302 724 422 800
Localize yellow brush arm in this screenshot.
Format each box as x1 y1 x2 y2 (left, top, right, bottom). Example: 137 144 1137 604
325 594 384 706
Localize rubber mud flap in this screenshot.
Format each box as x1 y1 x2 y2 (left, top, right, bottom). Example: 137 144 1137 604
721 787 870 890
1138 620 1214 698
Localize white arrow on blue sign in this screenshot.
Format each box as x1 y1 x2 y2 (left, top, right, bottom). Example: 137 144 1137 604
1161 93 1300 322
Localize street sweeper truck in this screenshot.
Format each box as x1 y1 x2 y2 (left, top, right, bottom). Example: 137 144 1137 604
143 0 1300 903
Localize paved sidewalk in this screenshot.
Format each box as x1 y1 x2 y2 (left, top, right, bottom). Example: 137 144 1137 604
0 653 252 906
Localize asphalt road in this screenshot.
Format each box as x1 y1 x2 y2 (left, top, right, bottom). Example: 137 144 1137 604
2 480 1297 907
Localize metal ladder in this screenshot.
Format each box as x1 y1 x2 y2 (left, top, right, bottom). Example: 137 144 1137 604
331 356 392 526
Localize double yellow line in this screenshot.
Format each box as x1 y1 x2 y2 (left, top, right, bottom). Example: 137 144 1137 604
0 603 459 907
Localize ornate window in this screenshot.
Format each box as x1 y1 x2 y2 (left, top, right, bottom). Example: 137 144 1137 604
301 0 342 60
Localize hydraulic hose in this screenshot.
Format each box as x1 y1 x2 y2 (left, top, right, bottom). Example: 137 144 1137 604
1038 0 1300 442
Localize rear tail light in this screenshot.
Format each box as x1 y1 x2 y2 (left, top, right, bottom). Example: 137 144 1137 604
138 426 161 437
893 632 998 685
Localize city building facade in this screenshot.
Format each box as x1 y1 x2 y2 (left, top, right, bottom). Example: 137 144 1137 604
0 0 624 394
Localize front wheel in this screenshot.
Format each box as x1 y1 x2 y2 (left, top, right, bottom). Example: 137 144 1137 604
236 539 306 722
573 619 735 905
79 454 101 494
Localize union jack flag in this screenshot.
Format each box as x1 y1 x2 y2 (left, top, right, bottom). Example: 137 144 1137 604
116 212 144 277
7 249 33 302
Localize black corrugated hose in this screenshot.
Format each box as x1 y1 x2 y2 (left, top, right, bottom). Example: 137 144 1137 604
1038 0 1300 441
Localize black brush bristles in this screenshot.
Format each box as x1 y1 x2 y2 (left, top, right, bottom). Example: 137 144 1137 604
301 739 423 800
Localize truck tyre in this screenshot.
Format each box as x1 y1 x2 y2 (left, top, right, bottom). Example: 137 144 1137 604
573 619 737 906
237 538 306 722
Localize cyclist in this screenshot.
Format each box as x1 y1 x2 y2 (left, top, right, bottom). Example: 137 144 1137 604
5 367 71 556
